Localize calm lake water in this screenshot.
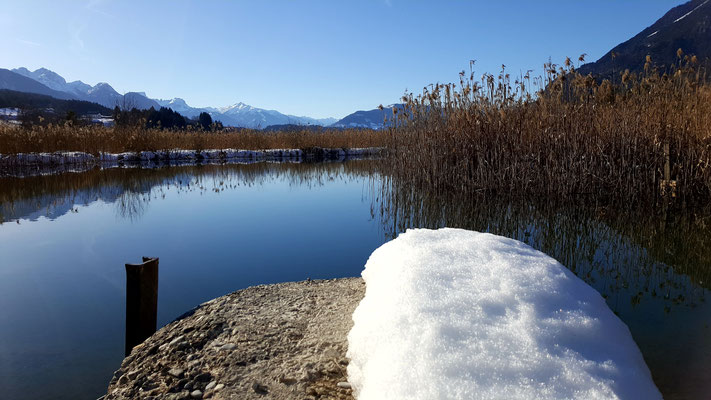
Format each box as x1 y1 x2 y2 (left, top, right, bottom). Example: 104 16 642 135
0 160 709 400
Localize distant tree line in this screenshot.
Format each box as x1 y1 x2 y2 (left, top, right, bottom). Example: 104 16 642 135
112 107 223 131
1 89 114 127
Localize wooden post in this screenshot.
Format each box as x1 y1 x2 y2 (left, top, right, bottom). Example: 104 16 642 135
660 141 676 197
663 142 671 182
125 257 159 356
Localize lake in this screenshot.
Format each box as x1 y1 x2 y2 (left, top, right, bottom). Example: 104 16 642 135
0 160 709 400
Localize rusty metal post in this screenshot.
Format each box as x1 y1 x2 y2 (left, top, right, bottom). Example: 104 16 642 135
125 257 159 356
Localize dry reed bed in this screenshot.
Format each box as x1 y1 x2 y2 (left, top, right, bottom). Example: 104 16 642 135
385 55 711 203
0 126 385 155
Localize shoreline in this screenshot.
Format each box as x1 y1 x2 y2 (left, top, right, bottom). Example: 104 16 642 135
104 278 364 400
0 147 383 178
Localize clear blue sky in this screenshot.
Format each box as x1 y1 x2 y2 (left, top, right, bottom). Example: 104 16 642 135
1 1 686 119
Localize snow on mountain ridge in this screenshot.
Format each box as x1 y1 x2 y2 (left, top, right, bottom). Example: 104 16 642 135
34 68 67 86
674 0 709 23
10 67 338 128
218 102 262 114
151 98 336 128
13 67 67 92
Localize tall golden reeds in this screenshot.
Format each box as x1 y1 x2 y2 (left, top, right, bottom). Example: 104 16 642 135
0 125 384 155
385 54 711 204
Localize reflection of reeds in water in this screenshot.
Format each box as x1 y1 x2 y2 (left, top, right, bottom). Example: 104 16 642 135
0 160 379 224
2 158 707 311
386 54 711 203
373 178 710 311
115 190 149 222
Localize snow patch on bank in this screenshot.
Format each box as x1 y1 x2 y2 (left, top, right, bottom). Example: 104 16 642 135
346 228 661 400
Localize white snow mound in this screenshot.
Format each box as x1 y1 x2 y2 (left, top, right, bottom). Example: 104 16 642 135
346 228 661 400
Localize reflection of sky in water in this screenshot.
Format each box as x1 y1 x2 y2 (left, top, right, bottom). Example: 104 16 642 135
0 163 384 400
0 161 709 400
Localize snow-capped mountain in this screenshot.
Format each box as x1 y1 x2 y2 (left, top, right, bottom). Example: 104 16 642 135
0 68 76 100
12 67 160 110
152 99 337 129
202 102 335 129
9 67 337 128
155 98 201 117
84 82 123 108
12 67 75 93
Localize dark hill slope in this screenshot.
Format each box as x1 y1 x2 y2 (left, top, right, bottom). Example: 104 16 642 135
579 0 711 79
0 69 78 100
0 90 112 115
331 104 404 129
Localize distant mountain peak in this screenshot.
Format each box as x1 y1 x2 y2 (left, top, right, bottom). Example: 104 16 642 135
168 97 188 105
0 68 77 100
12 66 68 90
32 68 67 87
219 102 254 113
34 67 62 77
87 82 118 99
13 67 31 75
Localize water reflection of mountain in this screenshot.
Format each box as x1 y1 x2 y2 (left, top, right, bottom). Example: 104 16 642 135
0 161 377 223
1 185 124 222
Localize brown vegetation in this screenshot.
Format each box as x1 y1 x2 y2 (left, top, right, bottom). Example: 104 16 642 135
385 53 711 203
0 125 384 154
4 53 711 204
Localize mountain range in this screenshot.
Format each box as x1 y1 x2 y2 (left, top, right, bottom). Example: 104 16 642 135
0 68 77 101
11 67 161 110
2 67 338 129
153 98 338 129
5 0 709 130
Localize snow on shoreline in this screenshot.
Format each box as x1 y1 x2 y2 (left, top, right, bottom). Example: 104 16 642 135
347 228 661 400
0 147 383 177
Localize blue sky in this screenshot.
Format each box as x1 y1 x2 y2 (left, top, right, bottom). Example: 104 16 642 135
2 1 686 119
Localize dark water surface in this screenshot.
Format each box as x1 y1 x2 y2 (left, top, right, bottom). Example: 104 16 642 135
0 161 709 400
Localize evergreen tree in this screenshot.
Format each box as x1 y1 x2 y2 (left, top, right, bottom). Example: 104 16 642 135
198 112 213 130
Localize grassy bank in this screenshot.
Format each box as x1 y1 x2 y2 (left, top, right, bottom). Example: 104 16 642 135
0 125 384 154
385 55 711 203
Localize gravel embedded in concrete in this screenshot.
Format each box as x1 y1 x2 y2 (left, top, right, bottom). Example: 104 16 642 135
104 278 364 400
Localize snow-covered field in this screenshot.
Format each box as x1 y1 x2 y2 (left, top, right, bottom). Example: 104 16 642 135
0 107 20 118
347 228 661 400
